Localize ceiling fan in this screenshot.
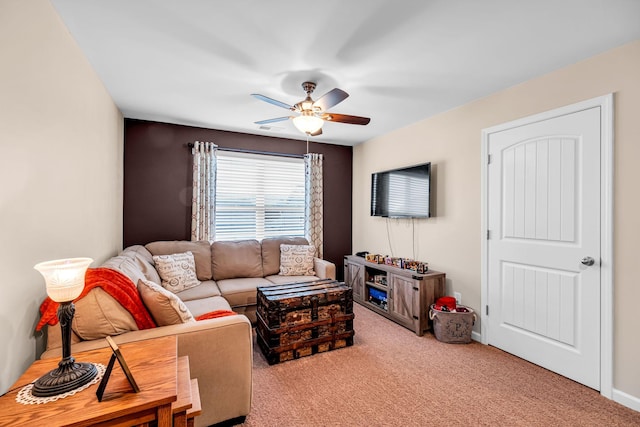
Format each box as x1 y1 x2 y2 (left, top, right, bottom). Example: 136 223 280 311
251 82 370 136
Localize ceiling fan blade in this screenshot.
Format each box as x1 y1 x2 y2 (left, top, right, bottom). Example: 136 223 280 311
313 88 349 111
255 116 290 125
322 113 371 125
309 128 323 137
251 94 294 110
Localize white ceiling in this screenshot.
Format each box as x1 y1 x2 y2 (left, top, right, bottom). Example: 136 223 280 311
51 0 640 146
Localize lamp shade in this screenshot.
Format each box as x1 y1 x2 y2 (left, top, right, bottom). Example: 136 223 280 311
292 114 323 134
34 257 93 302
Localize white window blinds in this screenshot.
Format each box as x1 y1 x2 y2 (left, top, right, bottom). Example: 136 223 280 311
214 151 305 241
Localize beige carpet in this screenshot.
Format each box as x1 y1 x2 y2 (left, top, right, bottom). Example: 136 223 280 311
242 303 640 426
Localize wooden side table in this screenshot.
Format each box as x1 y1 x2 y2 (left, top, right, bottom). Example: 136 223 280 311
186 379 202 427
173 356 201 427
0 336 180 427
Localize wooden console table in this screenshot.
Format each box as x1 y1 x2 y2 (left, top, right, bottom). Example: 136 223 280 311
0 335 198 427
344 255 445 335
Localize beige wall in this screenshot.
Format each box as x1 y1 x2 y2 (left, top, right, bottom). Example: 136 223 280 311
0 0 123 393
353 40 640 399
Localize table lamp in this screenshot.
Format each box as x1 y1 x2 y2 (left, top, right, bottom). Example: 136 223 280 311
32 257 97 397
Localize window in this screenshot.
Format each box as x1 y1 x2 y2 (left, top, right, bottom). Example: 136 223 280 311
214 151 305 241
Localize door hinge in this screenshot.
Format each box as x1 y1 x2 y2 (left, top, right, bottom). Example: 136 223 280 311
486 305 489 316
486 230 490 240
487 154 492 164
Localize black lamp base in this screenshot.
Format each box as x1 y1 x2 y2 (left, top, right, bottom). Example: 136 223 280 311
32 300 98 397
32 357 98 397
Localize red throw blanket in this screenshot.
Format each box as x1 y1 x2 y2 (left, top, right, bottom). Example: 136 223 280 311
195 310 237 321
36 267 156 331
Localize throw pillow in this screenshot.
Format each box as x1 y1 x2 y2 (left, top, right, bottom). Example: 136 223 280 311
152 251 200 293
138 279 195 326
279 244 316 276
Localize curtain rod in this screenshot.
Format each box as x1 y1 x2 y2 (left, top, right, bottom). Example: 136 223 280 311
187 143 305 159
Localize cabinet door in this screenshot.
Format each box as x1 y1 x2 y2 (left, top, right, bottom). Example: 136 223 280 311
345 261 365 302
388 274 418 329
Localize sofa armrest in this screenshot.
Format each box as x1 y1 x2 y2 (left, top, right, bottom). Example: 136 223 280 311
314 258 336 280
41 315 253 427
174 315 253 426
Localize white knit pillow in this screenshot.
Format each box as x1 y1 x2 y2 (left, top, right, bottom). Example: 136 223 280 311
152 251 200 293
138 279 194 326
279 244 316 276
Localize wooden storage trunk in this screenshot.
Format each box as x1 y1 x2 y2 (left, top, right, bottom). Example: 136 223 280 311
256 280 354 365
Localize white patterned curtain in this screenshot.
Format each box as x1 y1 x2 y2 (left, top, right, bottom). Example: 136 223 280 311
191 141 217 241
304 153 323 258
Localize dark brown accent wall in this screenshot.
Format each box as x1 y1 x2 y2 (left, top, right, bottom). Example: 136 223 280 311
123 119 352 279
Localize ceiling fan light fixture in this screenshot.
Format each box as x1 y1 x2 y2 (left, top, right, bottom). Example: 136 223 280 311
253 81 370 136
292 115 323 135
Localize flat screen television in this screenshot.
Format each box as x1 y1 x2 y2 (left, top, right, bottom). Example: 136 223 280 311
370 162 431 218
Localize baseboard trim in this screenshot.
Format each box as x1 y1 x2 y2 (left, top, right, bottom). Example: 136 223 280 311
613 388 640 412
471 331 482 342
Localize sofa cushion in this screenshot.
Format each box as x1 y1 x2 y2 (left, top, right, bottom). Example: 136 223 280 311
216 277 274 308
265 275 321 285
152 251 201 293
261 236 309 276
211 240 263 280
176 280 221 302
101 255 155 286
121 244 155 265
184 296 233 318
279 244 316 276
138 279 195 326
72 288 139 340
146 240 212 280
120 245 162 284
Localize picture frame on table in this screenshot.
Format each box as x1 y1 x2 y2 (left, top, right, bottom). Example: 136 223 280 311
96 336 140 401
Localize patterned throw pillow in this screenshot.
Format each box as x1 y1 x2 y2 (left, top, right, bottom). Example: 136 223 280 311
279 244 316 276
138 279 194 326
152 251 200 293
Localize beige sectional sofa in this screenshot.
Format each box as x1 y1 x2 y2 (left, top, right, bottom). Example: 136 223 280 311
41 236 336 427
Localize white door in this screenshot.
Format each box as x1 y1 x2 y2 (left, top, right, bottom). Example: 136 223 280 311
486 106 601 389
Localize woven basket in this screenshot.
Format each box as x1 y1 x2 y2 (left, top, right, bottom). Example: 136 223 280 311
429 304 476 344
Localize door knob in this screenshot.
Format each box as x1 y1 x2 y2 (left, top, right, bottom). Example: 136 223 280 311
581 256 595 266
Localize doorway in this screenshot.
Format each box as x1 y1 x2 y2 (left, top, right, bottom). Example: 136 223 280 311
481 95 613 396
